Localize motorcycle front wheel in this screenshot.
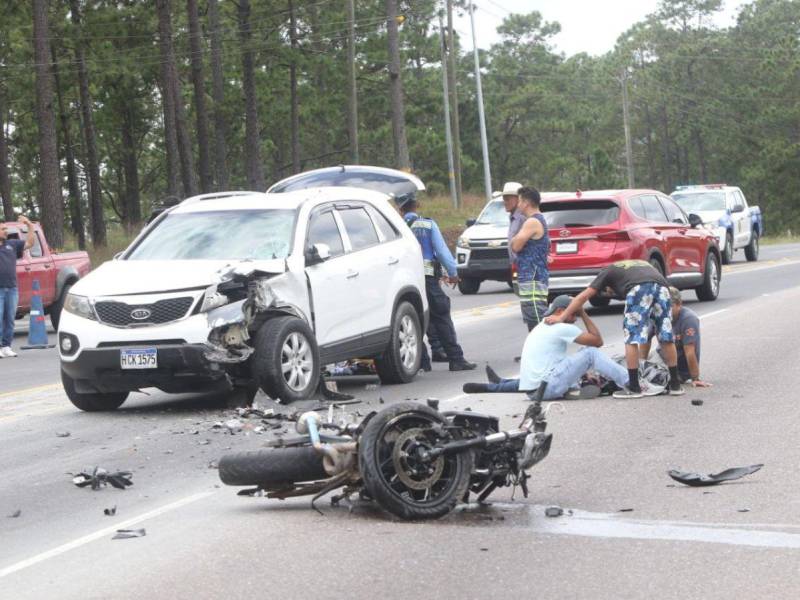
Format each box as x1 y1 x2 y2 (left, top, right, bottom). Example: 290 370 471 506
359 402 472 520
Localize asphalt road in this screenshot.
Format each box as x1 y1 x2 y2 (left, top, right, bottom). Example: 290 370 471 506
2 243 800 599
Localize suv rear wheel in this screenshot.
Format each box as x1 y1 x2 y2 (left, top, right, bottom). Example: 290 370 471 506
252 316 319 402
61 370 129 411
375 301 422 384
745 231 759 262
457 278 481 295
695 252 721 301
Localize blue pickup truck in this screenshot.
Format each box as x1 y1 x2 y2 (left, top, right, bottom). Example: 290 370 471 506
671 184 763 264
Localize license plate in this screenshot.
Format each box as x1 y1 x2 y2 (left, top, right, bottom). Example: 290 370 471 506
120 348 157 370
556 241 578 254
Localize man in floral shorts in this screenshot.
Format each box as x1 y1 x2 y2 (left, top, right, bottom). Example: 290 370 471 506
544 259 684 398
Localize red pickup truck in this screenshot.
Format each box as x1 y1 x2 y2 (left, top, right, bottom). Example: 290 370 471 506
3 221 91 329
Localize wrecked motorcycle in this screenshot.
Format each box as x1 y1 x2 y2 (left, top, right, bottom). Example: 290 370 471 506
218 392 553 520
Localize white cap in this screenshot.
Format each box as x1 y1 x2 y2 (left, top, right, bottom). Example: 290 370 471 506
501 182 522 196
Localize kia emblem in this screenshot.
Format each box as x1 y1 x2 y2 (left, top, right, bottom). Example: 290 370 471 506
559 229 571 238
131 308 152 321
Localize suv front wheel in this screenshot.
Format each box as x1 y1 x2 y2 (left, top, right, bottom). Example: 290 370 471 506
252 316 320 402
375 301 422 384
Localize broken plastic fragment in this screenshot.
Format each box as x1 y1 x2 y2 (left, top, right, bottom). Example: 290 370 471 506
691 399 704 406
56 431 71 438
71 467 133 490
7 509 21 518
545 506 564 518
104 506 117 516
112 528 145 540
667 464 764 487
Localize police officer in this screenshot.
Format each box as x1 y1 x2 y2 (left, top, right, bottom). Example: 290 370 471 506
396 193 476 372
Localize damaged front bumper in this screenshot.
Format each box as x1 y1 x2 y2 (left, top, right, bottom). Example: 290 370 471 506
61 342 229 394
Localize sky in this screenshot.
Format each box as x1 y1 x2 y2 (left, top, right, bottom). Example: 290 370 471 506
454 0 746 56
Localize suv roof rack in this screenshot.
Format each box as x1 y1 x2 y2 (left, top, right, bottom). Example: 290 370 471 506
180 191 260 205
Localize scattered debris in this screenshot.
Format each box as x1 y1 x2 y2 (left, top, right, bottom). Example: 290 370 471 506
237 407 274 419
737 508 750 513
237 488 263 497
208 460 219 469
224 419 243 434
668 464 763 487
379 397 385 404
480 547 489 552
426 398 440 410
732 393 743 399
112 528 146 540
691 399 704 406
7 509 21 518
72 467 133 490
104 506 117 516
365 383 379 391
56 431 71 438
198 439 211 446
545 506 564 518
618 508 634 513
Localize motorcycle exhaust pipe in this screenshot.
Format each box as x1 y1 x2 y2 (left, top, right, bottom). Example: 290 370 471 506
297 412 355 476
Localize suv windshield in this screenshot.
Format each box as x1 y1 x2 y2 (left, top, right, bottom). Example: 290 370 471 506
672 192 726 212
541 200 619 227
127 209 296 260
477 200 509 225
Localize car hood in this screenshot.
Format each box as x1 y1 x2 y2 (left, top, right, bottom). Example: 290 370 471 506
71 259 286 297
463 223 508 240
691 210 728 225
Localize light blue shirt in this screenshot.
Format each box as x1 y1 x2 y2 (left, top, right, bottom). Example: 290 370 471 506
404 211 458 277
518 323 582 390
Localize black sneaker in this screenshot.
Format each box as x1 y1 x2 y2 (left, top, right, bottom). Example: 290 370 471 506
431 352 449 363
450 360 477 371
485 364 501 384
463 382 489 394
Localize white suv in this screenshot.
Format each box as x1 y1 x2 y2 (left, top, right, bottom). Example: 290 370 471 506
58 166 428 411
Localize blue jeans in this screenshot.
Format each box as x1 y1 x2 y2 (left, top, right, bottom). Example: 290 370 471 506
0 287 19 348
487 348 629 399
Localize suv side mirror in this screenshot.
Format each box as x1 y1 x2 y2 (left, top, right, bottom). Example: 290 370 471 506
466 218 476 227
688 213 703 228
731 204 745 213
305 243 331 266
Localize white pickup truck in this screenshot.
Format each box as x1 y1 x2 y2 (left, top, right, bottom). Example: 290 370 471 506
671 184 763 264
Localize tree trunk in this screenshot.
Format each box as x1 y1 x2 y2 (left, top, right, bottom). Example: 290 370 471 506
446 0 462 205
156 0 181 200
659 104 673 192
169 33 197 196
69 0 106 246
288 0 300 173
385 0 410 170
187 0 213 192
0 91 14 222
208 0 229 190
237 0 266 189
51 49 86 249
345 0 359 163
32 0 64 248
121 103 141 229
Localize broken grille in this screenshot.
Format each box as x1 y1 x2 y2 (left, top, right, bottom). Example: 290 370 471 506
95 297 194 327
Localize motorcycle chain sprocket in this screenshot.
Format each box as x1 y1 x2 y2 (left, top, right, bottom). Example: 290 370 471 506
392 427 445 490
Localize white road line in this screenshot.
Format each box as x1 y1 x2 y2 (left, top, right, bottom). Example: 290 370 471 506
0 491 215 579
698 308 729 320
528 506 800 550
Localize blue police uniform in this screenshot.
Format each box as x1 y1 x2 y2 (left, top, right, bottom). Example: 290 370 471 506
404 211 466 367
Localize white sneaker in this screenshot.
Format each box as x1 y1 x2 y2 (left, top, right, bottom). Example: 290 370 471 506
640 380 665 397
0 347 17 358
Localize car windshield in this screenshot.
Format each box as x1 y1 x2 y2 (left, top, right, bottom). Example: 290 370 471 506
541 200 620 227
672 192 726 212
477 200 509 225
127 209 296 260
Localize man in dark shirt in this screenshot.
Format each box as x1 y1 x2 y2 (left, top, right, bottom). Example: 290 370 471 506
0 216 35 357
545 259 684 398
641 287 710 387
510 187 549 331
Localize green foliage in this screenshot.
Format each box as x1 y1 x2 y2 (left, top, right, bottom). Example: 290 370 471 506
2 0 800 237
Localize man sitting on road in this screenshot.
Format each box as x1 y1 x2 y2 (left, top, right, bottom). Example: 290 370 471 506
462 295 630 400
640 286 711 388
545 259 685 398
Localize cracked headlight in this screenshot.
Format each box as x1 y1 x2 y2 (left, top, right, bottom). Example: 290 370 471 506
456 235 469 248
200 290 229 312
63 294 97 321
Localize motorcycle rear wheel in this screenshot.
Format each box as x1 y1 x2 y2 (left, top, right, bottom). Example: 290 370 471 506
359 402 472 520
218 447 328 486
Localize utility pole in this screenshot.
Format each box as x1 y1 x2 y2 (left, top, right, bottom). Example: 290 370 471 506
438 12 457 208
620 68 635 188
468 0 492 202
446 0 462 206
346 0 359 163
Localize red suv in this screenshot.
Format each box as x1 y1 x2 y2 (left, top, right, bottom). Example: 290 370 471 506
538 189 721 305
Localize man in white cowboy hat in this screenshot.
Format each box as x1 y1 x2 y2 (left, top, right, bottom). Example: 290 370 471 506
501 181 524 263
